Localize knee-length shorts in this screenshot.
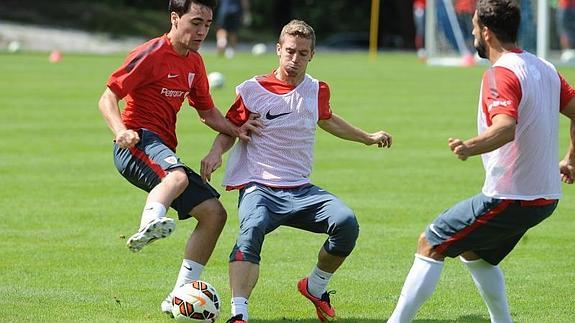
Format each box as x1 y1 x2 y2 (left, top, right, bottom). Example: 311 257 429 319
425 193 557 265
113 129 219 219
229 183 360 264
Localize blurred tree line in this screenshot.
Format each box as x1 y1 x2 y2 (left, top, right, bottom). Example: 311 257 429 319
0 0 415 49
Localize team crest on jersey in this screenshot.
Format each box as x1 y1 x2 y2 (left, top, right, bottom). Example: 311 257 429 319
164 156 178 165
188 73 195 88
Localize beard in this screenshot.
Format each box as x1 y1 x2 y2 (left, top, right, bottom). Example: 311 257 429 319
474 36 488 59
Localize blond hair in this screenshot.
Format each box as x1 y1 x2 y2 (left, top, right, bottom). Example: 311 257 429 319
279 19 316 51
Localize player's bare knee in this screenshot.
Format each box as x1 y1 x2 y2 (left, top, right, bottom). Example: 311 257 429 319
201 201 227 228
189 199 227 230
166 168 189 190
417 233 445 260
417 233 433 255
210 204 227 229
460 251 480 261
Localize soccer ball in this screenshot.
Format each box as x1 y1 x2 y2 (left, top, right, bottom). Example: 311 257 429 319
7 40 21 53
208 72 225 89
561 50 575 63
171 280 220 322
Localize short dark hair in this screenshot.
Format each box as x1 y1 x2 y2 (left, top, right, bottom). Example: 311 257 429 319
169 0 217 17
476 0 520 43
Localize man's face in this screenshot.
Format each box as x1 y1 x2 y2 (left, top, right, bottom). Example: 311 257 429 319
276 35 314 77
472 11 488 59
172 2 213 52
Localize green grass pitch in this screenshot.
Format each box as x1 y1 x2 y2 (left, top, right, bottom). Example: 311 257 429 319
0 50 574 322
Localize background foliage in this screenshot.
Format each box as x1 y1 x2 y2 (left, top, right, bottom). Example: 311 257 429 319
0 0 415 48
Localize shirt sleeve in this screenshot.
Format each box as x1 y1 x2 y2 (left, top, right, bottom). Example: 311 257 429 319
187 56 215 110
225 95 251 126
481 66 521 122
107 48 156 99
559 73 575 111
318 81 333 120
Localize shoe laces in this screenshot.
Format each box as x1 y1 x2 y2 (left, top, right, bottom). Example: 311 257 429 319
320 290 336 305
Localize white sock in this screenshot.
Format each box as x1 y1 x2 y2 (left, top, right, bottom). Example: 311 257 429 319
231 297 249 321
174 259 204 289
139 202 167 230
461 257 513 323
307 266 333 298
388 254 444 323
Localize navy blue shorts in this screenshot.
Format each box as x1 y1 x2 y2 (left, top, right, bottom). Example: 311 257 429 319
229 183 359 264
425 193 557 265
113 129 220 220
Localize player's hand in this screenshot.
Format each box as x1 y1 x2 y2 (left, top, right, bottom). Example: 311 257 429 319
449 137 469 161
559 159 575 184
366 131 392 148
200 151 223 183
238 113 263 142
115 129 140 149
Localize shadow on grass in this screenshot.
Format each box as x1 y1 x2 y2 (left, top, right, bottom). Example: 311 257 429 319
413 315 491 323
246 314 489 322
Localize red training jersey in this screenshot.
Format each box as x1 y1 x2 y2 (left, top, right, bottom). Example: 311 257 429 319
107 34 215 151
225 72 332 126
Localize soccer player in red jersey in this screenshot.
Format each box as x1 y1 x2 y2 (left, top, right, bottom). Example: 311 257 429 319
388 1 575 322
97 0 259 315
200 20 393 323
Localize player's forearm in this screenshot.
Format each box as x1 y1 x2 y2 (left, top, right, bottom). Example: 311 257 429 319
563 120 575 163
98 88 127 136
318 114 370 144
200 108 241 137
561 98 575 163
464 123 515 156
209 133 236 156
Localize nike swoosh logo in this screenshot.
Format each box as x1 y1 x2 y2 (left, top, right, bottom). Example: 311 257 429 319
183 265 193 271
167 73 179 78
265 110 292 120
429 224 445 239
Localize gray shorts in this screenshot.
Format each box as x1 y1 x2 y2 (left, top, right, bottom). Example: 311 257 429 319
229 183 359 264
425 193 557 265
113 129 220 220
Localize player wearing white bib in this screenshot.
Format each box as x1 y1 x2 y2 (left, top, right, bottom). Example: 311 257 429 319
388 1 575 322
201 20 393 323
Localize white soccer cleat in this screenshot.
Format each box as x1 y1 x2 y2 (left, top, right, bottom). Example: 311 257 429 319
126 217 175 252
160 293 173 316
